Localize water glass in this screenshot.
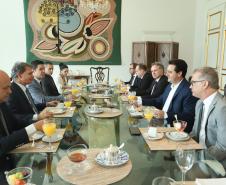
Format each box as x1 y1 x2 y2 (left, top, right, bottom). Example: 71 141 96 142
152 176 175 185
175 148 195 184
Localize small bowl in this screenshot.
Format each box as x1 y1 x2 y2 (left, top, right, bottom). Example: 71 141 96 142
67 144 88 163
5 167 32 185
152 176 175 185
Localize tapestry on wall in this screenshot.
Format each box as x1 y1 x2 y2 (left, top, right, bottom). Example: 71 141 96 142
23 0 121 65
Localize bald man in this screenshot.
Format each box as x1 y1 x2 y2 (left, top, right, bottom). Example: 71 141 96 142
0 70 44 157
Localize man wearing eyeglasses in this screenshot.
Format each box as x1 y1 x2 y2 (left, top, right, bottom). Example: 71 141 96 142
190 67 226 161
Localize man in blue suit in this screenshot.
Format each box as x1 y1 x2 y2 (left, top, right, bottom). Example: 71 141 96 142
142 59 198 132
27 60 64 104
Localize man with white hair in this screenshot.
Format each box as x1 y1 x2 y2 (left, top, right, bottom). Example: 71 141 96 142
190 67 226 160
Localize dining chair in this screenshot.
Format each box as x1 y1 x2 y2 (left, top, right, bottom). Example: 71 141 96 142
90 67 110 84
224 84 226 96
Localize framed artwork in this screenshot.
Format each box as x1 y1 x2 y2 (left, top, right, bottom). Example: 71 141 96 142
23 0 121 65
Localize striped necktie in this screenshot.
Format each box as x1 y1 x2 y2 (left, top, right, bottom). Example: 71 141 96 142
0 109 10 136
25 88 39 114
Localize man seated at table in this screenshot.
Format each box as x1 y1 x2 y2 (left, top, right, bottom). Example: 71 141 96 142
140 59 198 133
140 62 168 99
0 70 45 156
7 62 54 124
190 67 226 160
42 61 60 96
130 63 153 96
125 63 139 86
27 60 64 104
129 63 141 90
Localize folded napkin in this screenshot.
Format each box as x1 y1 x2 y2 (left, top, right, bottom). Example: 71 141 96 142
201 160 226 176
196 178 226 185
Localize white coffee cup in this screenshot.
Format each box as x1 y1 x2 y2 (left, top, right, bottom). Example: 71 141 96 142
104 145 120 163
90 104 99 112
148 127 157 138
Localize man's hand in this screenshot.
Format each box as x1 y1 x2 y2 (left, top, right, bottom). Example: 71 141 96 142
47 100 58 107
38 110 53 120
154 109 165 119
33 120 44 131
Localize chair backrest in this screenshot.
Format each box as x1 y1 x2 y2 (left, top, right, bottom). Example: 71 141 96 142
224 84 226 96
90 67 110 84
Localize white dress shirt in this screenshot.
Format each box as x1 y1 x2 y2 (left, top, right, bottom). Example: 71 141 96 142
162 80 183 118
131 75 137 86
199 92 217 148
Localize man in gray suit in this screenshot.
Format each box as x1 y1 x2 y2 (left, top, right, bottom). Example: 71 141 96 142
190 67 226 160
27 60 64 104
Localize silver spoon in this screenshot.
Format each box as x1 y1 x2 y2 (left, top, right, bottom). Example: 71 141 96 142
118 143 125 150
31 137 35 147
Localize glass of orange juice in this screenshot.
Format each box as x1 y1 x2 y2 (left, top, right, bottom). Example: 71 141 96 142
64 95 73 108
144 107 154 123
43 119 56 151
71 88 79 95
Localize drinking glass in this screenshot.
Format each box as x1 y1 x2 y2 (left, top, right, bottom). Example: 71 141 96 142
173 120 187 132
175 148 195 185
42 119 56 151
152 176 175 185
67 144 88 171
64 95 72 108
144 107 154 123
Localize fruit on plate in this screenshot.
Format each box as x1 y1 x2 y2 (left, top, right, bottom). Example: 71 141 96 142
7 171 29 185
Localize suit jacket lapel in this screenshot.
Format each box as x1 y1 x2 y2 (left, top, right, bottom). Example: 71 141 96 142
166 79 185 111
14 83 31 107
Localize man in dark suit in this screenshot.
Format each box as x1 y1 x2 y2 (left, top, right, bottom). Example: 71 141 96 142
190 67 226 160
125 63 137 85
131 64 153 96
0 70 44 157
42 61 60 96
142 59 198 133
7 62 54 124
141 62 168 99
27 60 64 104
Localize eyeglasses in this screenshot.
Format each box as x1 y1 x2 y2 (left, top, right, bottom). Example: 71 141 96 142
190 80 205 86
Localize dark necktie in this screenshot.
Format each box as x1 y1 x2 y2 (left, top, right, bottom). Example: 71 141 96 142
197 102 204 141
25 88 39 114
0 109 10 136
150 81 157 95
40 81 43 91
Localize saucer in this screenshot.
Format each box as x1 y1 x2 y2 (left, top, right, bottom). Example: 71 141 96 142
42 134 63 143
95 150 129 167
165 132 190 141
49 108 66 115
86 106 103 114
31 131 44 141
148 132 164 140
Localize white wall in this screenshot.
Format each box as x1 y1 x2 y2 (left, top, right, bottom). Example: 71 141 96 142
193 0 226 70
0 0 197 82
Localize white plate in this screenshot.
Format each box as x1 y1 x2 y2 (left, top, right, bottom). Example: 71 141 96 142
95 150 129 167
148 132 164 140
86 106 104 114
49 108 66 115
165 132 190 141
42 134 63 143
31 131 44 140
